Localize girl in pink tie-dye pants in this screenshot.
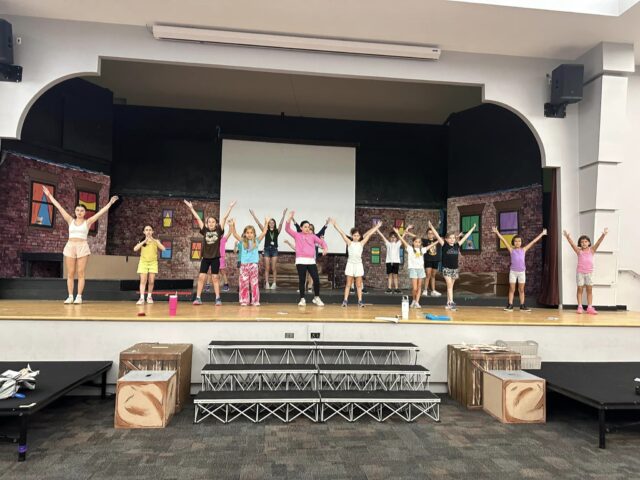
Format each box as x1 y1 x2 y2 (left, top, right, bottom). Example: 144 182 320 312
229 218 269 306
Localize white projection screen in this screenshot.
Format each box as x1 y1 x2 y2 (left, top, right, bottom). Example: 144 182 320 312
220 139 356 254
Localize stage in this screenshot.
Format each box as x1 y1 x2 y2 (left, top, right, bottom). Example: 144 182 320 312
3 300 640 393
1 300 638 327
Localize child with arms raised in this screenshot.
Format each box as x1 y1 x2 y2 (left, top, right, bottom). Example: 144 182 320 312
229 218 269 306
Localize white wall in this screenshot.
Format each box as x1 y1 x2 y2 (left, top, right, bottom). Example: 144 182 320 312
0 15 584 303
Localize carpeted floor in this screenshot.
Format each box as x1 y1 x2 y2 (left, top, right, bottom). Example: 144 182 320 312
1 394 639 480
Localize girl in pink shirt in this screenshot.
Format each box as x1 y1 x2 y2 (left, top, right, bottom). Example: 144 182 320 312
563 228 608 314
285 210 328 307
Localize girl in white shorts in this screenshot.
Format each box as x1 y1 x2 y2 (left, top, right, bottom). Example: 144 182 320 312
331 218 381 307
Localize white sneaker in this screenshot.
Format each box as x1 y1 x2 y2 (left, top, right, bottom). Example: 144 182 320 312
312 297 325 306
146 296 154 304
415 303 422 309
431 290 442 297
271 282 277 289
73 295 83 304
298 298 306 306
422 290 430 297
265 282 270 290
136 297 144 305
64 295 74 304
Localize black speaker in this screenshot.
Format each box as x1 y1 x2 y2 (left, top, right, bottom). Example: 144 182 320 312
0 19 13 65
550 64 583 105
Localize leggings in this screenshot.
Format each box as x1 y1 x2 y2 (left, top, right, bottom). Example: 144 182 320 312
297 264 320 298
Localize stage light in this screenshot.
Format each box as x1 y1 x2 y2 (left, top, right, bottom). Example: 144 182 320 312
152 24 441 60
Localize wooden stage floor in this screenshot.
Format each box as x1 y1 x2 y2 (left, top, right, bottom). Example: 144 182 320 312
0 300 638 327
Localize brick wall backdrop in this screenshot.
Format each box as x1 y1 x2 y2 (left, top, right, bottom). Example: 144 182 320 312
446 184 544 296
0 153 111 277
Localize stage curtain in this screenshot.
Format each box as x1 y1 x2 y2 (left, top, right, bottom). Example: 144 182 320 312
538 169 560 306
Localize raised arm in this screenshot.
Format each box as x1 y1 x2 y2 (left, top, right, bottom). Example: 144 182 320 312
592 228 609 252
249 209 265 231
427 220 444 246
491 226 512 253
424 240 440 251
42 186 73 224
361 221 382 247
562 230 580 254
376 229 390 244
283 239 296 250
285 211 298 238
257 216 270 242
458 223 477 246
278 208 287 232
87 195 119 226
330 218 351 245
523 228 547 252
155 238 166 251
228 219 242 242
184 200 204 230
220 201 237 231
393 227 410 249
133 238 145 253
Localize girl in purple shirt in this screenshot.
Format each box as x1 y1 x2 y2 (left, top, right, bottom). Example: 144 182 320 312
492 227 547 312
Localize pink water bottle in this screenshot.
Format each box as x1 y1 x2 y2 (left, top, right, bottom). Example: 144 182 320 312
169 294 178 316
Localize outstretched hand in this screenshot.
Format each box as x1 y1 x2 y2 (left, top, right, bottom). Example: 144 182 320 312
288 210 295 221
42 186 52 198
542 228 548 236
321 248 328 256
183 200 193 209
603 227 609 235
563 230 569 237
491 226 498 234
109 195 119 204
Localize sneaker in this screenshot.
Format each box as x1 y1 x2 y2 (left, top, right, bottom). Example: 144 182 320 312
520 304 531 312
271 282 277 289
240 302 248 306
576 305 584 314
307 288 313 293
430 290 442 297
586 306 598 315
136 297 145 305
410 301 418 308
449 302 457 311
298 298 306 306
358 301 365 308
422 290 430 297
385 289 392 294
341 300 348 307
265 282 270 290
362 288 368 294
414 302 422 309
252 302 261 307
64 295 74 304
504 304 514 311
193 297 203 305
215 298 222 306
73 295 83 304
444 302 452 310
146 296 154 304
312 297 325 307
394 289 402 294
222 284 230 292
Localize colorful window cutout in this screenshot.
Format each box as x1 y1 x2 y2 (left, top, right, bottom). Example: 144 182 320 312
371 246 381 265
193 210 204 229
498 211 519 249
77 190 98 233
160 239 173 259
461 214 480 251
30 182 55 227
371 217 381 228
191 240 203 261
162 209 173 228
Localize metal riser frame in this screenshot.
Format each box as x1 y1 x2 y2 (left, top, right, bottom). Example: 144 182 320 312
194 401 439 424
209 348 415 365
318 373 429 391
202 372 317 392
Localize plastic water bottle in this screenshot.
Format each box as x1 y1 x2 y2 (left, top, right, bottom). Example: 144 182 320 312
169 294 178 316
401 295 409 320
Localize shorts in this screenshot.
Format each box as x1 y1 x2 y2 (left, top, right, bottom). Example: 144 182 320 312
263 245 279 257
345 262 364 278
442 267 459 280
63 241 91 259
199 257 221 275
509 270 526 284
386 263 400 275
424 260 440 270
137 260 158 274
577 272 593 287
408 268 426 279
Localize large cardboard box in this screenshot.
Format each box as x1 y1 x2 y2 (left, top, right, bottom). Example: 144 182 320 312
483 370 546 423
115 370 177 428
119 343 192 412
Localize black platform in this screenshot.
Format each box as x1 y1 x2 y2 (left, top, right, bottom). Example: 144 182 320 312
532 362 640 448
0 361 111 461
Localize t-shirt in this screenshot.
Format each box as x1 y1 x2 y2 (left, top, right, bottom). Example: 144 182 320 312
441 243 460 269
140 241 158 262
238 240 260 264
200 226 223 259
347 242 364 265
407 246 427 269
385 241 402 264
422 239 441 262
265 228 279 248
